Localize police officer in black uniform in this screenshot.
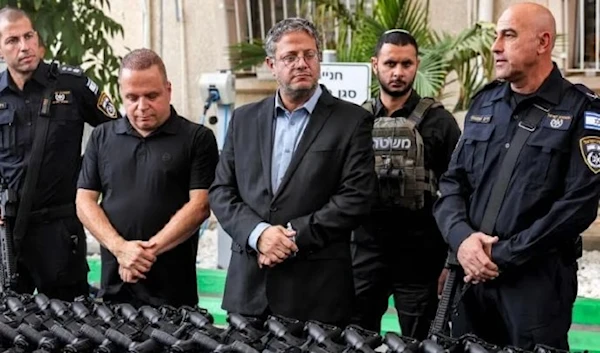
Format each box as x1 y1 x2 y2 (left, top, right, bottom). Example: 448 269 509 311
0 7 118 300
433 3 600 350
351 30 461 339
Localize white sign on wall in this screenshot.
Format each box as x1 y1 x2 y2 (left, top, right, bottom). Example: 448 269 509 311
319 62 372 105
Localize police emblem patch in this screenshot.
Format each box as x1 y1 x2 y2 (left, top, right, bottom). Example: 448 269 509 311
52 91 71 104
550 118 563 129
580 136 600 174
97 92 118 119
543 112 572 130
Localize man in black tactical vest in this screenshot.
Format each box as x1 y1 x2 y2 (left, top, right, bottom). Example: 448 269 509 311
0 7 119 300
351 30 461 339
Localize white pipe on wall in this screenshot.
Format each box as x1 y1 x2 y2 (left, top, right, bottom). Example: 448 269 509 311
142 0 151 48
478 0 494 22
177 0 190 118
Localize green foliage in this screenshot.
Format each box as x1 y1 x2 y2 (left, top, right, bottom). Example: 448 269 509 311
1 0 124 102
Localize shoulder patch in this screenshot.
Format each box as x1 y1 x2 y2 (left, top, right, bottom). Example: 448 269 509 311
580 136 600 174
58 64 83 76
86 78 99 95
97 92 118 119
573 83 599 102
584 111 600 131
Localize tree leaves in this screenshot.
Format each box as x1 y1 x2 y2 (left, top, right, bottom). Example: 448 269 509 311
0 0 124 102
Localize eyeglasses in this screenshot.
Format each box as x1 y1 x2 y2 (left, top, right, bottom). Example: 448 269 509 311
274 51 319 67
383 29 411 35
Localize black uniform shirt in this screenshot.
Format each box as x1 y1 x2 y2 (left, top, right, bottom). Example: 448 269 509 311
0 61 117 210
78 106 219 306
434 65 600 270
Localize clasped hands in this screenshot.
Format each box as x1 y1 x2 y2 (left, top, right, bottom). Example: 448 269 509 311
257 225 297 268
457 232 500 284
114 239 158 283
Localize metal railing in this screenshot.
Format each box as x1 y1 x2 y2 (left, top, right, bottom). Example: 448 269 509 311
565 0 600 73
229 0 372 46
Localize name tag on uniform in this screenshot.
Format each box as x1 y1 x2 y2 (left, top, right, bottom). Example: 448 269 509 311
469 115 491 123
543 112 572 131
0 102 7 110
52 91 72 104
584 111 600 131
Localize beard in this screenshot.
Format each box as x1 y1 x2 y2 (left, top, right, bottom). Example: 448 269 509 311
379 77 414 98
281 81 317 101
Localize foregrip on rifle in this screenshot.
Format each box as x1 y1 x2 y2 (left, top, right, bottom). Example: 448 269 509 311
225 340 261 353
0 320 28 350
49 324 92 353
79 324 117 353
150 328 196 352
104 328 160 353
17 323 56 352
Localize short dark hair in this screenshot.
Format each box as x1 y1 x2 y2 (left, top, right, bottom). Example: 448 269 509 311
119 48 168 82
374 29 419 57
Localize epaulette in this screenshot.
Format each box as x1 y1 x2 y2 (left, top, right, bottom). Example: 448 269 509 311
471 79 504 102
57 64 83 77
572 83 599 102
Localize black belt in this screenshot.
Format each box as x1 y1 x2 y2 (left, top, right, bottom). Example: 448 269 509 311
28 203 76 224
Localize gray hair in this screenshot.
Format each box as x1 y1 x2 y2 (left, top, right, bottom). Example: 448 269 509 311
264 17 321 58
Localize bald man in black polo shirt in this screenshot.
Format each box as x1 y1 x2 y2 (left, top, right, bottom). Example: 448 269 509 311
76 48 219 307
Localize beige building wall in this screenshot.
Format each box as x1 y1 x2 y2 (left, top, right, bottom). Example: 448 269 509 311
102 0 592 119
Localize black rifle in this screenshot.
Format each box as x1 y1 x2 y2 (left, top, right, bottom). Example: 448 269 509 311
429 251 462 337
6 295 91 353
340 325 381 353
35 296 118 353
0 179 18 293
262 315 306 353
179 306 223 339
149 326 259 353
94 304 160 353
461 334 501 353
302 321 345 353
220 313 266 350
427 332 461 353
0 319 29 351
69 300 119 353
383 332 419 353
138 306 189 338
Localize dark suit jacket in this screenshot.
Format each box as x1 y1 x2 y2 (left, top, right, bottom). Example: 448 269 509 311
209 86 376 325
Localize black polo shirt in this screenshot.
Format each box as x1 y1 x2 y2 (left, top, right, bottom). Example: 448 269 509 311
78 106 219 306
0 61 116 210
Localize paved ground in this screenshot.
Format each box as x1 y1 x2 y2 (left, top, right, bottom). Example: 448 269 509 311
584 212 600 250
